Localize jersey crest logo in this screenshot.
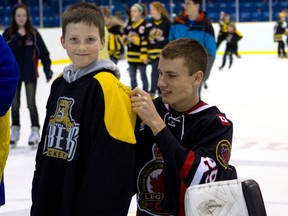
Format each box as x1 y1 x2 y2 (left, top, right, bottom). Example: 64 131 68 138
43 97 80 162
50 98 76 131
216 140 231 169
149 28 165 44
137 144 172 215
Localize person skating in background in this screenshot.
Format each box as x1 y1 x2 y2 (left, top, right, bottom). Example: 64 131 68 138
0 35 19 207
216 12 230 49
123 3 149 91
274 12 288 58
169 0 216 91
31 3 137 215
145 1 171 98
2 3 53 148
217 12 241 58
219 22 243 70
102 6 126 65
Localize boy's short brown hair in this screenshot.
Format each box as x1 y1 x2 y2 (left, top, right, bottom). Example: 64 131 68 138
61 3 105 40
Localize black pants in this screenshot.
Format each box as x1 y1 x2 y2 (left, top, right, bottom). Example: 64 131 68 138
11 80 40 128
149 59 160 94
278 41 286 57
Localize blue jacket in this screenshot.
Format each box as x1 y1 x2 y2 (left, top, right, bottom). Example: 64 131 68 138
0 35 19 206
2 28 52 82
0 35 19 116
169 11 216 59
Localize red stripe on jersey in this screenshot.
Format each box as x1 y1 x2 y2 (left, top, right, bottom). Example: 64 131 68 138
178 181 187 216
184 101 208 115
179 151 195 180
178 151 195 215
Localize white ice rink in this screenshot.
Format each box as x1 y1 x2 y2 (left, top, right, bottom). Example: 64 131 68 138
1 54 288 215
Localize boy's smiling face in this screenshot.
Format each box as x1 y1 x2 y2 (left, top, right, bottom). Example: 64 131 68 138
61 22 105 70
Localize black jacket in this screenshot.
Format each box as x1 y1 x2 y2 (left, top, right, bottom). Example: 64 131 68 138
2 28 52 81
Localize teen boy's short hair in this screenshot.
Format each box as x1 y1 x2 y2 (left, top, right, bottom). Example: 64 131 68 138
161 38 208 76
61 3 105 40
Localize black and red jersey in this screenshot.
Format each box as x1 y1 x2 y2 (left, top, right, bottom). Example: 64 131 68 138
136 97 235 216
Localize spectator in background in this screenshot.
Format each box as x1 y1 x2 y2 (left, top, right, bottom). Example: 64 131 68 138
102 6 126 64
145 1 171 98
273 12 288 58
123 3 149 91
0 35 19 207
219 22 243 70
169 0 216 92
2 3 53 148
284 9 288 48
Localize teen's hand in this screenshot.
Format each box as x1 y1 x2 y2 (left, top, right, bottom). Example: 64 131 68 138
131 87 165 135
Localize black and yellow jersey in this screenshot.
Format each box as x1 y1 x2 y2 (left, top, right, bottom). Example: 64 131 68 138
274 20 287 42
107 25 124 60
124 18 148 63
31 60 137 215
145 16 171 60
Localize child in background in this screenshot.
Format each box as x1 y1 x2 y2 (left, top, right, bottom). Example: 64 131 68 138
219 22 243 70
102 6 126 64
31 3 137 215
216 12 230 49
274 12 288 58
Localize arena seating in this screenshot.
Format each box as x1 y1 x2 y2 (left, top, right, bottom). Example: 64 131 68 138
0 0 287 28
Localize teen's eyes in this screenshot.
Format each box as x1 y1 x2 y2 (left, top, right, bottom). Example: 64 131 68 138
158 71 177 78
168 74 177 78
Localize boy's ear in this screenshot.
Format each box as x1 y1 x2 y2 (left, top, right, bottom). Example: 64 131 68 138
100 38 106 50
60 36 66 49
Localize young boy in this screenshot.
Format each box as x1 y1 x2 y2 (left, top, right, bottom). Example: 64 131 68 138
131 38 236 216
31 3 137 215
274 12 288 58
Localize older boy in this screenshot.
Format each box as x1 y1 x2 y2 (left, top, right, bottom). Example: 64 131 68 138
131 38 236 216
31 3 136 215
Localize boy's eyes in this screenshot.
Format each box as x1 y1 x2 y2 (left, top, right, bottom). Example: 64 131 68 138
68 37 96 43
87 38 96 43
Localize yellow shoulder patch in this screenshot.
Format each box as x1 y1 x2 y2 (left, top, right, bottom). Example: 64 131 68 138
94 72 136 144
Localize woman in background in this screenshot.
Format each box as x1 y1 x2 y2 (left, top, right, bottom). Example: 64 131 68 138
145 1 171 98
123 3 149 91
